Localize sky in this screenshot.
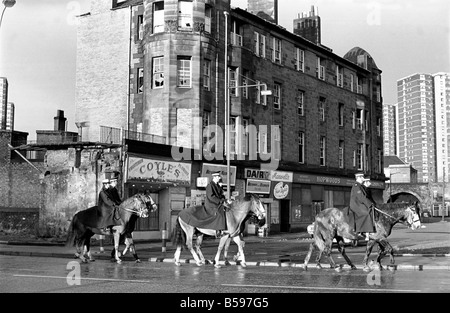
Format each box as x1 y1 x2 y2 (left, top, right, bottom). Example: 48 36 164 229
0 0 449 140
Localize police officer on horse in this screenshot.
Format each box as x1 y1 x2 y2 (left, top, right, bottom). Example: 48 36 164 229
349 172 376 235
205 171 230 238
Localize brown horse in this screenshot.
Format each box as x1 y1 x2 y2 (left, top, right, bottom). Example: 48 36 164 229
172 194 266 268
302 207 358 272
302 202 421 272
362 202 421 271
65 193 157 263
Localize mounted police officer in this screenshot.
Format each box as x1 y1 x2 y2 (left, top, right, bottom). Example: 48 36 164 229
97 176 121 233
205 171 230 238
349 172 376 235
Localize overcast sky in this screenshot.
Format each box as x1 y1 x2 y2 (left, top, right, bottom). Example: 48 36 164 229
0 0 449 140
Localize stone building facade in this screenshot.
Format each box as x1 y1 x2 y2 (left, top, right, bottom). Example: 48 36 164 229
73 0 385 236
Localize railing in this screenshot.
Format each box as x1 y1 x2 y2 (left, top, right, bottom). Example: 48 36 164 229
100 126 167 145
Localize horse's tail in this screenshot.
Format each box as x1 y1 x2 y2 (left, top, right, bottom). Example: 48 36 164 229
312 219 326 252
171 217 186 248
65 215 77 247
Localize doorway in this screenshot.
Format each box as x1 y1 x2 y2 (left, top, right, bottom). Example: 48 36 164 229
280 200 290 232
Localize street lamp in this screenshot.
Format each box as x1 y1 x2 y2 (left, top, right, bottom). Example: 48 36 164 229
0 0 16 30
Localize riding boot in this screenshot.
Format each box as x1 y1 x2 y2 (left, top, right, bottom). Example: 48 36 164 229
215 230 223 239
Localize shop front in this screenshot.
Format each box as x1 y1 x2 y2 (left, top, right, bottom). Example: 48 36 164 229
290 172 385 232
125 154 192 240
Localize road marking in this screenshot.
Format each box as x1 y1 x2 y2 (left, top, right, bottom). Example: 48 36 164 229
222 283 422 293
13 274 153 284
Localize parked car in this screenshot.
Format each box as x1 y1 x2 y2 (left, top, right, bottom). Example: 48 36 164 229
307 222 353 244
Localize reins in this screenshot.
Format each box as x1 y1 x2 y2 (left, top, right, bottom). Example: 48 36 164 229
373 206 413 226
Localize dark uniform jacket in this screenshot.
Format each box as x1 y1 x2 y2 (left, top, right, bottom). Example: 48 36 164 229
203 181 227 230
96 187 122 228
349 182 376 233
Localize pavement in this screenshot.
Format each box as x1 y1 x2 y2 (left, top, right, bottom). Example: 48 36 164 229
1 221 449 271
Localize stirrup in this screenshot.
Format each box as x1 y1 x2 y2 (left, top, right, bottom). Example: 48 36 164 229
215 230 223 239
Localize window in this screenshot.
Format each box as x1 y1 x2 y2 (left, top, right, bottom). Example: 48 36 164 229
357 76 363 94
178 0 193 30
274 83 281 110
256 80 267 106
203 59 211 91
273 37 282 64
320 136 326 166
152 57 164 88
356 109 363 130
297 90 304 115
376 117 381 136
177 56 191 87
338 103 344 126
272 126 281 161
336 65 343 87
137 68 144 93
356 143 363 170
202 111 211 152
258 127 268 154
242 70 249 99
204 6 211 33
295 48 305 72
153 1 164 33
241 118 249 156
254 32 266 58
339 140 344 168
316 57 325 80
229 67 239 96
137 15 144 40
350 74 355 92
364 110 369 131
298 131 305 163
319 96 326 121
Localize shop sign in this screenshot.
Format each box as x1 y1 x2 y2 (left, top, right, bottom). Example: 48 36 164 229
270 170 293 182
246 179 271 194
201 163 237 186
273 181 290 199
293 173 385 189
127 157 191 185
244 168 270 180
196 177 208 188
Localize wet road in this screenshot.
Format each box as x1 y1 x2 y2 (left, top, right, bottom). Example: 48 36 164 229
1 255 449 294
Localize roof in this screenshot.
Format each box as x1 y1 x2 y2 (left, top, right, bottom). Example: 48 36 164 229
384 155 406 167
10 142 122 151
343 46 379 70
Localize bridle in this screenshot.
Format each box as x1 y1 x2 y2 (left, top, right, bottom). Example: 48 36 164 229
119 194 153 218
250 195 266 220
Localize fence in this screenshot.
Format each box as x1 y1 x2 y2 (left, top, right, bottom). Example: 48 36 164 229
100 126 167 145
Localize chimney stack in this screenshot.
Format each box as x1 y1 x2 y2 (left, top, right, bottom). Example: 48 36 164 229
293 5 321 45
54 110 66 131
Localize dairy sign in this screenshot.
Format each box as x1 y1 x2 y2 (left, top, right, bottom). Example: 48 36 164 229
127 157 191 186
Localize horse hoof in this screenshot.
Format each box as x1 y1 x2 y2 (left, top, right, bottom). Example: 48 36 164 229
363 266 371 272
89 259 95 262
315 264 323 269
351 265 357 270
175 262 181 267
224 260 231 266
214 264 222 269
81 259 88 263
135 259 141 263
116 259 122 264
334 266 342 272
240 263 247 268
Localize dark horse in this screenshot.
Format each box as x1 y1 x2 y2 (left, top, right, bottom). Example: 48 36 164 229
172 194 266 268
361 202 421 271
65 193 157 263
302 202 421 271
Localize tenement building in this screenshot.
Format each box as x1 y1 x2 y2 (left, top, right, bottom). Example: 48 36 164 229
75 0 384 238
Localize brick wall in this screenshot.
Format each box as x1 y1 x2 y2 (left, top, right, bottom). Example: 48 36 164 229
75 6 130 142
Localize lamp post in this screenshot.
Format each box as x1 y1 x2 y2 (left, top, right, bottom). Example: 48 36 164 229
0 0 16 30
442 165 446 222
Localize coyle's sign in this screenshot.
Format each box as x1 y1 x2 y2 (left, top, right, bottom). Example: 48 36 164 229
127 157 191 185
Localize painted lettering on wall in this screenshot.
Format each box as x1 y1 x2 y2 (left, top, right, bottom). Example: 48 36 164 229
128 157 191 184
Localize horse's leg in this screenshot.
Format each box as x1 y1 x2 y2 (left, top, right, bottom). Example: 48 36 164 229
194 234 206 265
184 228 202 266
233 235 246 267
362 239 377 272
336 237 356 270
376 239 393 270
223 237 232 266
213 235 229 268
124 234 141 263
322 239 339 271
174 245 182 266
113 228 122 264
302 242 316 270
85 236 95 262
